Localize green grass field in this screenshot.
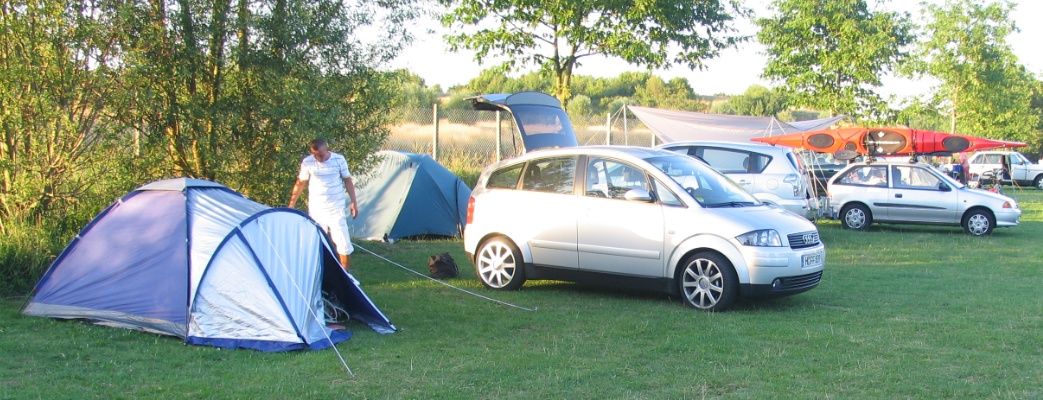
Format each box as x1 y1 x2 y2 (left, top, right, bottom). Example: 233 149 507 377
3 188 1043 398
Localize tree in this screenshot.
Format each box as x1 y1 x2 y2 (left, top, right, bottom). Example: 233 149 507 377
728 85 789 116
438 0 749 107
1028 75 1043 157
0 0 125 228
914 0 1038 142
633 76 706 112
567 95 592 116
109 0 418 202
390 69 443 109
757 0 914 118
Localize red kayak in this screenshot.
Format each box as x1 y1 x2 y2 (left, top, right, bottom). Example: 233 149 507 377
751 127 1025 155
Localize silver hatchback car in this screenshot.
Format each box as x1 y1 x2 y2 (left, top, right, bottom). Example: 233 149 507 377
656 141 818 219
827 161 1021 235
464 146 826 311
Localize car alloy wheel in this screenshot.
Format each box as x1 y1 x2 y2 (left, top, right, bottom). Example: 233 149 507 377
1034 176 1043 190
841 204 871 230
679 252 738 312
963 210 995 236
475 237 526 290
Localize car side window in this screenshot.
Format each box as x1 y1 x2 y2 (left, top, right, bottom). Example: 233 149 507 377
894 165 940 189
695 148 768 173
837 165 887 186
662 146 696 157
586 157 648 200
652 179 683 207
487 164 524 189
521 157 576 194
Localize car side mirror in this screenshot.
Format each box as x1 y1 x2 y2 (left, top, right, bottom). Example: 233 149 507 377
624 188 654 202
938 182 951 192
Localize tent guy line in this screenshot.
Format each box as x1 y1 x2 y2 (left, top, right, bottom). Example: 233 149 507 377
255 222 355 378
353 243 538 312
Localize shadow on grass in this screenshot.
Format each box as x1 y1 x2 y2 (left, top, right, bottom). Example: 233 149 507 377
819 222 1023 237
519 280 817 313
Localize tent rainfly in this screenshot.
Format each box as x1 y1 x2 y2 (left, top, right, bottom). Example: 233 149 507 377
22 178 395 352
351 151 471 241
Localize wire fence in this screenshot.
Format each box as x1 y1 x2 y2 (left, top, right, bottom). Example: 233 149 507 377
383 106 656 166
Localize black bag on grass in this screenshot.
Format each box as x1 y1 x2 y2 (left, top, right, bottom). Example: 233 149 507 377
428 252 459 279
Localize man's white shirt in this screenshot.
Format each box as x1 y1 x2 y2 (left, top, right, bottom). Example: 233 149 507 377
297 152 352 210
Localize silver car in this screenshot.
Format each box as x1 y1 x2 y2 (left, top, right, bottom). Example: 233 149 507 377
464 146 826 311
656 141 818 219
827 161 1021 235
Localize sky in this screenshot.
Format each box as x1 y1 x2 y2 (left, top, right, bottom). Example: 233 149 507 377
385 0 1043 104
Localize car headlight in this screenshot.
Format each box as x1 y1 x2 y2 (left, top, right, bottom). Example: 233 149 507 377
736 229 783 247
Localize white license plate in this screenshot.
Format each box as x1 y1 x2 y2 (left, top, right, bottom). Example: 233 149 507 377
802 250 824 268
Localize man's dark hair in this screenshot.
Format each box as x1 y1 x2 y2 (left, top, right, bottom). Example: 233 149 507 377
309 138 328 150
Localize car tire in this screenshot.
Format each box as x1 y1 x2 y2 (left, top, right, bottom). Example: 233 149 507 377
962 209 995 236
475 237 526 290
678 251 738 312
1033 175 1043 190
840 204 872 231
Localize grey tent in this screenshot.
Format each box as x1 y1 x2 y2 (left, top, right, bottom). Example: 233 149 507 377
628 105 846 143
350 151 471 241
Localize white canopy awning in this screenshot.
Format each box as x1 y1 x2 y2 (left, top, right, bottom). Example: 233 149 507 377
628 105 846 143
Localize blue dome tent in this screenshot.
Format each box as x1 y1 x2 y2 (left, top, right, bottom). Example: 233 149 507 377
22 178 395 352
351 151 471 241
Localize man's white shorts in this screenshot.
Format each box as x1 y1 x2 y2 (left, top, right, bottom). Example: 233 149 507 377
310 206 353 255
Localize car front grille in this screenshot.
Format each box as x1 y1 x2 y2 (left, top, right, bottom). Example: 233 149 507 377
776 271 823 292
788 231 821 249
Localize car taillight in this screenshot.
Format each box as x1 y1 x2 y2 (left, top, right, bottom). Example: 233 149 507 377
466 196 475 224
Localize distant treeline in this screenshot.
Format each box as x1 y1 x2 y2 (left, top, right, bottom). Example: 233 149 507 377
390 68 825 122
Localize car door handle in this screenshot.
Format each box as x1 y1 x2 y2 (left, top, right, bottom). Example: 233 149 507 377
895 193 903 198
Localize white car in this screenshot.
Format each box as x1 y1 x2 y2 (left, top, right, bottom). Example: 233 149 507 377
464 146 826 311
827 161 1021 235
967 151 1043 189
656 141 818 219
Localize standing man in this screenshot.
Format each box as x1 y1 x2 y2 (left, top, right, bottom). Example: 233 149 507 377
289 138 358 271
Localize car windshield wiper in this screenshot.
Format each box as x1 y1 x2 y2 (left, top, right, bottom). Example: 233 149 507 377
704 201 758 208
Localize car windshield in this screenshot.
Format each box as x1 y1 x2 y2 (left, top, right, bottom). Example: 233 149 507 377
644 155 761 207
1013 153 1031 164
934 165 966 188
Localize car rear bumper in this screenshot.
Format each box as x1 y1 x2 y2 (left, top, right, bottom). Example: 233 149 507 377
774 198 817 219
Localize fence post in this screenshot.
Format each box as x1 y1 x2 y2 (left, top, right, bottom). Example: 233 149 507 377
606 113 611 145
432 103 439 161
495 110 502 162
623 105 629 146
